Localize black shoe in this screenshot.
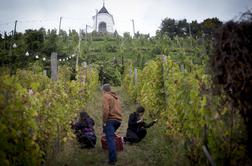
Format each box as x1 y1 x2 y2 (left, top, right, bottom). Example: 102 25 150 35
80 144 85 149
80 144 90 149
122 137 127 144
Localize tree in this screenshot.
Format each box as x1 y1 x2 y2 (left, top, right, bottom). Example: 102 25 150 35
43 29 57 54
190 20 201 38
160 18 177 38
177 19 189 37
24 29 45 52
201 17 223 38
160 17 223 39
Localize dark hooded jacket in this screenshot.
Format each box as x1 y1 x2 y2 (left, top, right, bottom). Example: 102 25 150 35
74 112 95 136
127 112 156 133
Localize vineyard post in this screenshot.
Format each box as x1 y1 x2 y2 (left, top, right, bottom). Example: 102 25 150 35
129 68 132 77
180 63 185 72
101 65 104 85
50 52 61 153
86 24 88 41
43 70 47 76
58 17 62 35
203 124 208 145
202 145 216 166
83 61 87 84
134 67 137 85
14 20 18 37
51 52 58 81
131 19 135 37
76 29 81 73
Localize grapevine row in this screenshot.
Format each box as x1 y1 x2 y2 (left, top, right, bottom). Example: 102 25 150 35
0 66 99 166
122 56 248 165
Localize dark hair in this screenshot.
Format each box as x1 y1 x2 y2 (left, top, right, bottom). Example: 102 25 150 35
136 106 145 113
80 111 89 121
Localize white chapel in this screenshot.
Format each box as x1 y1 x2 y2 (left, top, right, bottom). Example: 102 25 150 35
92 2 115 33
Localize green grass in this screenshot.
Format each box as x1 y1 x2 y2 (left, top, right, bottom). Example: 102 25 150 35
47 87 189 166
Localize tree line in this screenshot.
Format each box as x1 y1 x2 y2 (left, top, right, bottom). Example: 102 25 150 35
158 17 223 38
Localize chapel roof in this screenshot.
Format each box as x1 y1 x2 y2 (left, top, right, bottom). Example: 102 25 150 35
98 6 109 14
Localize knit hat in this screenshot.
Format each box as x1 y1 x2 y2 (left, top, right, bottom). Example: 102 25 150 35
102 83 111 92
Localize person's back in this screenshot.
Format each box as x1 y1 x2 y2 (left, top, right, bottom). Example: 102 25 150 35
73 111 96 148
103 91 122 123
127 112 141 133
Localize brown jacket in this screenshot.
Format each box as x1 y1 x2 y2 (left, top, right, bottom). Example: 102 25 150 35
102 91 122 123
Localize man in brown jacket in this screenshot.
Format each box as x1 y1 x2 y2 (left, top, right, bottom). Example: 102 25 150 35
102 84 122 165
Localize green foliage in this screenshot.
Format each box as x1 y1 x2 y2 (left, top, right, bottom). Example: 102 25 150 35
160 17 222 39
0 74 43 165
137 59 166 117
122 54 250 165
122 62 136 101
0 66 99 165
100 63 122 86
58 65 72 82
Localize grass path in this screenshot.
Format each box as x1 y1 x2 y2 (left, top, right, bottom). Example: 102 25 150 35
48 87 176 166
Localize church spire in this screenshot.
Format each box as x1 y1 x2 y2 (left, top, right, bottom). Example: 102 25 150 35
98 0 109 14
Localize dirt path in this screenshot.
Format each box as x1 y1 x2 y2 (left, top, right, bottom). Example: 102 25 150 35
49 87 161 166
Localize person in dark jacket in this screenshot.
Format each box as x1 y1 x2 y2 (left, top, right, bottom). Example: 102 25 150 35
72 111 96 148
124 106 157 143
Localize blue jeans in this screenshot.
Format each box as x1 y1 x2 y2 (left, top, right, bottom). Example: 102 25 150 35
104 120 121 163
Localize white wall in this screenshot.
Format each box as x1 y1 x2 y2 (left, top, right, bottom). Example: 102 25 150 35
93 13 114 33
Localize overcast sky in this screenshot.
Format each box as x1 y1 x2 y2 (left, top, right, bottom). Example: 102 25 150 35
0 0 251 36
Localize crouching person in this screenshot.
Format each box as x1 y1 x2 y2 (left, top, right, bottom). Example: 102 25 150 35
124 106 157 143
72 111 96 149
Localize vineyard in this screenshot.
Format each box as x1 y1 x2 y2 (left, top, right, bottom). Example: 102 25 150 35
0 13 252 166
0 65 99 165
122 56 249 165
